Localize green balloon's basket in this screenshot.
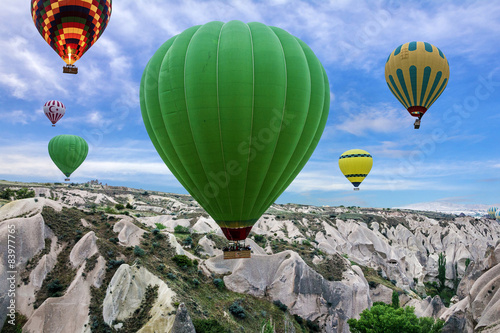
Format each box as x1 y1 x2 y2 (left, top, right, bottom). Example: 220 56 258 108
224 249 251 260
223 241 252 259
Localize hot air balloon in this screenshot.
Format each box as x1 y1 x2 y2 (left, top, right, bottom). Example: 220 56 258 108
31 0 112 74
495 210 500 222
385 41 449 129
487 207 498 219
140 21 330 256
339 149 372 190
43 100 66 126
48 135 88 181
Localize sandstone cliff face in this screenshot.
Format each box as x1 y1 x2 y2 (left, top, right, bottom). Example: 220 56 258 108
203 251 371 332
23 231 106 333
102 264 177 332
0 200 55 327
441 242 500 332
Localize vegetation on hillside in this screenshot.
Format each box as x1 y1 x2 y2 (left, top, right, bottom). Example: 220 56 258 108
347 303 445 333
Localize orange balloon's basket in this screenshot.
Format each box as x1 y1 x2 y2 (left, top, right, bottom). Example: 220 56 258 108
63 65 78 74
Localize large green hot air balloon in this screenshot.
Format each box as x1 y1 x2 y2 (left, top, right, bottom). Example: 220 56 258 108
48 135 88 181
140 21 330 241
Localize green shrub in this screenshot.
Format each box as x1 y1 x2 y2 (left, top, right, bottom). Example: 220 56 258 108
193 319 230 333
174 225 190 234
229 301 246 319
134 246 145 257
155 223 166 230
115 203 125 210
213 278 225 289
183 236 193 246
254 234 265 243
15 188 35 199
172 254 193 267
306 319 320 332
302 239 311 246
104 206 117 214
126 202 134 209
273 299 288 312
47 279 64 297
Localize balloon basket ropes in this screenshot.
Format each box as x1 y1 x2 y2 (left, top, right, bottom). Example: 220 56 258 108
63 65 78 74
223 241 251 260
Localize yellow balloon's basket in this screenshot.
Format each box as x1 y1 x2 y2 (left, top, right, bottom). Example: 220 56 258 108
63 65 78 74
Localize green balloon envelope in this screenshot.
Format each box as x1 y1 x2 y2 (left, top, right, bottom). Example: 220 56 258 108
140 21 330 240
48 135 88 179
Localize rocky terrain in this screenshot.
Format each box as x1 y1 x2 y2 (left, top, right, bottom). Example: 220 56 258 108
0 180 500 332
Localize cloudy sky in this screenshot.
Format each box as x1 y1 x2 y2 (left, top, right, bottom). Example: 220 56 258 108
1 0 499 208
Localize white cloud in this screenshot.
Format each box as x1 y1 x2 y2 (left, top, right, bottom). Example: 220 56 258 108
335 104 410 135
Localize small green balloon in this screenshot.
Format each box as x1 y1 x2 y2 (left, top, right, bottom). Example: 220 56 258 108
48 135 88 179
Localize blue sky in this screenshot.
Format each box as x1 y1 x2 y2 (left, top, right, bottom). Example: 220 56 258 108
1 0 500 208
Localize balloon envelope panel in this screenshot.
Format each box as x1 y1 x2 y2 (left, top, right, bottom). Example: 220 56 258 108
140 21 330 240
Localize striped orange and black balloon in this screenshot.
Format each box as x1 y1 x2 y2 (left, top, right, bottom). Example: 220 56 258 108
31 0 112 65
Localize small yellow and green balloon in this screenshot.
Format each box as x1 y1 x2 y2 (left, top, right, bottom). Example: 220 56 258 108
339 149 372 190
48 135 88 181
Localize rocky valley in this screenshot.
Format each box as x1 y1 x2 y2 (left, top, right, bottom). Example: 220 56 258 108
1 181 500 333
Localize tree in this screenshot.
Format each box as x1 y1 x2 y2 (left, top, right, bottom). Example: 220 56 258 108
347 303 444 333
438 252 446 289
392 290 400 309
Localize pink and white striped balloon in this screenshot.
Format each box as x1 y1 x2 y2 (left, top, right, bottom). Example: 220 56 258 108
43 100 66 126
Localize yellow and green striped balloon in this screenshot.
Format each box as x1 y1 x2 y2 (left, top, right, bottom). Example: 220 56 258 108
339 149 373 190
385 41 449 121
